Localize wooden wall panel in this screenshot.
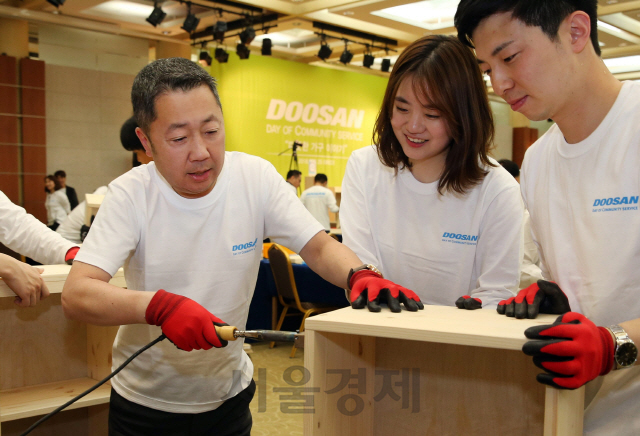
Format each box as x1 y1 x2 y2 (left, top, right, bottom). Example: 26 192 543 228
22 116 46 145
0 85 18 114
0 145 19 172
512 127 539 168
0 115 19 144
0 174 20 203
0 55 17 85
20 58 45 88
21 88 46 117
22 145 47 174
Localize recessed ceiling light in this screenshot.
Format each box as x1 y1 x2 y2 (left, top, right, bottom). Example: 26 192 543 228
619 42 628 46
162 31 170 35
606 0 618 4
342 11 354 16
372 0 459 31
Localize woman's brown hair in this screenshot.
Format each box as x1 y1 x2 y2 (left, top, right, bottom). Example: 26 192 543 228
374 34 495 195
44 175 61 193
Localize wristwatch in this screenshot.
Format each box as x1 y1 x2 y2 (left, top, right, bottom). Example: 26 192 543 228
607 325 638 370
346 264 382 290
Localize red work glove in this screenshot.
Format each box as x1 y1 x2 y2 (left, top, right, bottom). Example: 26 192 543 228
65 247 80 265
455 295 482 310
497 280 571 319
145 290 228 351
522 312 614 390
349 270 424 313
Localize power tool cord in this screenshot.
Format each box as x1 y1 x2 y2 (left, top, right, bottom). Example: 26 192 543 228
20 334 167 436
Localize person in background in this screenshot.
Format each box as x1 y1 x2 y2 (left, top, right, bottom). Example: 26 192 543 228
57 117 151 244
121 116 153 167
0 190 79 306
62 57 421 436
456 0 640 433
340 35 523 311
44 175 70 231
300 173 339 231
285 169 302 196
54 170 79 210
498 159 543 288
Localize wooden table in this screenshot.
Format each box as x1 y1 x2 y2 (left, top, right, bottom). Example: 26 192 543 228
0 264 125 436
304 306 584 436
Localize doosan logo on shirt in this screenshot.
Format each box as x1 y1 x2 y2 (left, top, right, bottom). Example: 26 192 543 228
592 195 639 213
442 232 478 246
232 238 258 255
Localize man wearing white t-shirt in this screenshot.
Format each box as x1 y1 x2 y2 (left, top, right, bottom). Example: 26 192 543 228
285 169 301 196
456 1 640 434
62 57 422 436
300 173 339 231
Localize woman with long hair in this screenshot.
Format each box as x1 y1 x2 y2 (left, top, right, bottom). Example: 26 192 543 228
44 174 71 231
340 35 523 310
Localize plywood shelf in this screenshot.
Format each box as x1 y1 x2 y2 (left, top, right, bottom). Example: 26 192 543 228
0 377 110 422
0 265 125 298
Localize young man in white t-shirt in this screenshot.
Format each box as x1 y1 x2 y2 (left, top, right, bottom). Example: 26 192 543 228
62 57 423 435
456 1 640 434
300 173 339 231
285 169 301 196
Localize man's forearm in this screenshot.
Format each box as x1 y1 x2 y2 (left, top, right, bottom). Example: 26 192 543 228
300 231 362 289
62 261 154 326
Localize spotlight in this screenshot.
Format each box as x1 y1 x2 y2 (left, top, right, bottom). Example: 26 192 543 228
239 27 256 45
261 38 272 56
317 42 332 61
339 46 353 65
381 58 391 72
45 0 65 7
146 3 166 27
236 43 250 60
199 50 212 67
215 48 229 63
181 13 200 33
214 21 227 41
363 53 375 68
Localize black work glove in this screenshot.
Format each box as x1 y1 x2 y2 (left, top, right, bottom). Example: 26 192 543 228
497 280 571 319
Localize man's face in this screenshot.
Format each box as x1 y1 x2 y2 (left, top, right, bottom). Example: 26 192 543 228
291 175 301 188
136 85 225 199
472 13 574 122
56 176 66 187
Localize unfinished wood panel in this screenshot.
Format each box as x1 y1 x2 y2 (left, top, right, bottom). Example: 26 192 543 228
86 325 118 381
304 330 376 436
544 386 585 435
373 338 545 436
0 295 87 390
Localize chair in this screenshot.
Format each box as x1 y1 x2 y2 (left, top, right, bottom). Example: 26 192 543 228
268 243 340 358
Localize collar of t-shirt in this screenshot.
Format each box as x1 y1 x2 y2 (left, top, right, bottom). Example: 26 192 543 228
557 81 634 159
398 166 439 196
150 157 229 210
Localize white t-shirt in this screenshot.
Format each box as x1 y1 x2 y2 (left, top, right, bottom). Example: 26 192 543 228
521 81 640 436
300 185 339 230
0 190 75 265
520 209 543 288
75 152 323 413
286 181 298 196
340 146 523 308
45 190 70 226
56 186 108 244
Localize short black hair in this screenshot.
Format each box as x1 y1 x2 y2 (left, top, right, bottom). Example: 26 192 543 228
131 57 221 134
498 159 520 178
54 170 66 178
287 170 302 179
314 173 328 184
455 0 600 56
120 117 144 152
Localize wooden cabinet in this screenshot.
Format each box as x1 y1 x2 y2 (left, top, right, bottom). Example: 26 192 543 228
0 265 124 436
304 306 584 436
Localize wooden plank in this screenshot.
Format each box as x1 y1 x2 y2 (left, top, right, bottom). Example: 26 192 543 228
0 265 126 298
544 386 584 436
86 325 118 381
304 330 375 436
84 194 104 226
305 306 557 351
0 377 110 422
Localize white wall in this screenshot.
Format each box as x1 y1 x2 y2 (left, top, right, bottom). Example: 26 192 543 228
38 24 148 201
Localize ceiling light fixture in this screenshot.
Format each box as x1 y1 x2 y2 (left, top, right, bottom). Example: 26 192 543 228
339 41 353 65
146 2 166 27
317 42 332 60
240 27 256 45
261 38 272 55
215 47 229 63
199 50 212 67
181 4 200 33
46 0 65 7
236 43 250 59
381 58 391 72
214 21 227 41
362 45 374 68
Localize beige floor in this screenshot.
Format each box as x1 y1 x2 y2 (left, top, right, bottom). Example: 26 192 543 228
248 342 305 436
